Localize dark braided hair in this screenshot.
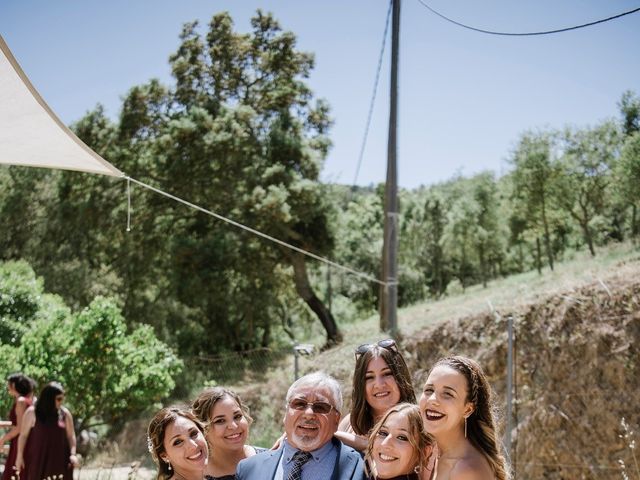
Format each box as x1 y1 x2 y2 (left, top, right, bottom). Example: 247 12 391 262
430 356 510 480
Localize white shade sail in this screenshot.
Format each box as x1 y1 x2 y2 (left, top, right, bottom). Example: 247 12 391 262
0 34 123 177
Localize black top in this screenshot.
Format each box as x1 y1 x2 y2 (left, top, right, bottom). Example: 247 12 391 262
204 446 268 480
371 474 419 480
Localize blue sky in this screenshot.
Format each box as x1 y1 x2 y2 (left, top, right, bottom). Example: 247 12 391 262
1 1 639 188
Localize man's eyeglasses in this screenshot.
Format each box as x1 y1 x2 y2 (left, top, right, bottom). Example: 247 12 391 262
288 398 335 415
354 338 398 360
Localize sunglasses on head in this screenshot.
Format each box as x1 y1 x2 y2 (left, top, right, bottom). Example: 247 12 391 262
354 338 398 360
288 398 335 415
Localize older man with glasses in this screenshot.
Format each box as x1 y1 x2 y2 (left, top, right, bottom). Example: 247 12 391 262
236 371 365 480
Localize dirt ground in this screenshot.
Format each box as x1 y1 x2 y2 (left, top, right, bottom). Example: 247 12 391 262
75 465 154 480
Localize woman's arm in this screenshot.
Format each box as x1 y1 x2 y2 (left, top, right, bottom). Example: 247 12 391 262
15 406 35 471
335 414 368 452
0 397 28 444
333 430 369 452
63 407 80 467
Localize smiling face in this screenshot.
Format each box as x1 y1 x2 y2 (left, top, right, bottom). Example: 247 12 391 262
162 416 208 476
372 411 418 479
419 365 474 438
365 356 402 418
207 395 249 452
284 385 340 452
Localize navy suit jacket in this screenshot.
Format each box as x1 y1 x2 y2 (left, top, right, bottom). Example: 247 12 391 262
236 437 365 480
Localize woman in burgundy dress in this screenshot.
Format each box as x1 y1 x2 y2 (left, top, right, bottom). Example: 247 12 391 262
0 373 36 480
15 382 79 480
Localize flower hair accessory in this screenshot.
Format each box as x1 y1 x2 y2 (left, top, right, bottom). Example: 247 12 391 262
147 435 155 456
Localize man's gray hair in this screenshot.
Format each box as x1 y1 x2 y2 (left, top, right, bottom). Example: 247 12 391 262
285 371 343 413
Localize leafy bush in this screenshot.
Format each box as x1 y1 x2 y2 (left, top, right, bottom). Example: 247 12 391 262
0 260 182 430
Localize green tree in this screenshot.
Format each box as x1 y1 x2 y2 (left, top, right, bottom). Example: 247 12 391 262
0 260 43 346
9 11 341 353
618 90 640 137
556 122 621 256
616 132 640 239
146 11 340 346
0 260 181 430
418 194 450 297
332 188 383 314
510 131 559 271
470 172 504 287
444 180 479 290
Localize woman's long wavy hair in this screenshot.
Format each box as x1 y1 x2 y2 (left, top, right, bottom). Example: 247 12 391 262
34 382 64 424
147 407 205 480
365 403 433 478
431 356 510 480
351 344 416 435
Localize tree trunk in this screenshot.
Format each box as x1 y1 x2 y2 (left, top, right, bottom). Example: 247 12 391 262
632 203 638 240
580 221 596 257
479 244 487 288
535 237 542 275
518 242 524 272
573 197 597 256
288 250 342 346
541 196 554 271
461 244 468 291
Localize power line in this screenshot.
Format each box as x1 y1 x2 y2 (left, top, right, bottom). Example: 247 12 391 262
126 176 388 287
352 0 393 186
415 0 640 36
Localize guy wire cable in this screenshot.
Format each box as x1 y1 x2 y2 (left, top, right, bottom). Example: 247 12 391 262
352 0 393 187
415 0 640 36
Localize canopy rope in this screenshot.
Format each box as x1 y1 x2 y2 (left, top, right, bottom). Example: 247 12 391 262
126 176 389 287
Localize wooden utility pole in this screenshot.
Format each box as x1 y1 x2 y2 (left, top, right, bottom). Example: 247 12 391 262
380 0 400 336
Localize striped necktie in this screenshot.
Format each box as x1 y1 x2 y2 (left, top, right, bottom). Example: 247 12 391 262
287 450 312 480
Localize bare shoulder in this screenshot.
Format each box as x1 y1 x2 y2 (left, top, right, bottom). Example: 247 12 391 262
338 413 352 432
61 406 73 419
450 453 494 480
22 406 36 427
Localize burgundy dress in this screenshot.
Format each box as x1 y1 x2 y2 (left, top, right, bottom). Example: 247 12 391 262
24 410 73 480
2 397 33 480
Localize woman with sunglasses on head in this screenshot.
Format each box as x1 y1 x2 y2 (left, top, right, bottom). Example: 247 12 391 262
15 382 79 480
420 356 509 480
191 387 265 480
148 407 209 480
336 339 416 453
365 403 433 480
1 373 36 480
